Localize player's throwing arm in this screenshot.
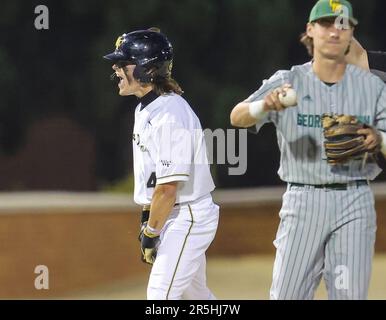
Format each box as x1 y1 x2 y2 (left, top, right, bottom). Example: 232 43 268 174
230 85 297 128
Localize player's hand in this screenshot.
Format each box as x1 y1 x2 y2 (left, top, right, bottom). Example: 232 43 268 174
263 84 293 112
138 207 150 242
140 227 160 265
357 126 382 152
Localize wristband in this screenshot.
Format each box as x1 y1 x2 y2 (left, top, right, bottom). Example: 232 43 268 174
145 225 161 237
248 100 267 120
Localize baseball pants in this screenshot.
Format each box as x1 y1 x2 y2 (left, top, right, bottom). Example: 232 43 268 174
270 183 376 300
147 194 219 300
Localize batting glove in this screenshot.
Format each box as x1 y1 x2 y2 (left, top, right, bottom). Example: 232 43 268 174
140 227 160 265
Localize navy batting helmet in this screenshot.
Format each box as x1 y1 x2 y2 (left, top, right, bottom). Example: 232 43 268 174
103 28 173 83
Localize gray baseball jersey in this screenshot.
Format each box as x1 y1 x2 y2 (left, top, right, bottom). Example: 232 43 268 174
246 62 386 184
246 62 386 299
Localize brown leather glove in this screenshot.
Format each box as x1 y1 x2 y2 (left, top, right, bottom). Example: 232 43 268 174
322 114 379 165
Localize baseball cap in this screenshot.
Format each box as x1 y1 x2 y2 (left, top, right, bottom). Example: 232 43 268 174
309 0 358 26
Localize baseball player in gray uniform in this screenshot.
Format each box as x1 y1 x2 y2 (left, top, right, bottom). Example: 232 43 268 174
230 0 386 299
104 28 219 300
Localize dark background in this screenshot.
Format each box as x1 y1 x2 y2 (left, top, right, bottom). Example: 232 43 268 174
1 0 385 191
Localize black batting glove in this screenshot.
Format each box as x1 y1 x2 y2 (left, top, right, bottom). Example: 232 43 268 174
140 228 160 265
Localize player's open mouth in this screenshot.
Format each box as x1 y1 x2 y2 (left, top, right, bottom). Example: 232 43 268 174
116 74 124 87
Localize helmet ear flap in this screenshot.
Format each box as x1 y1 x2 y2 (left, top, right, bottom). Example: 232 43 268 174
133 61 173 83
133 65 154 83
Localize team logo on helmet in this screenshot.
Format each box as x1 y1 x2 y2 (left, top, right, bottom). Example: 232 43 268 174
115 35 124 50
167 61 173 76
329 0 342 13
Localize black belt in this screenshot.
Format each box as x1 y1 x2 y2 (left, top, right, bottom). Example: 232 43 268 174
289 180 368 190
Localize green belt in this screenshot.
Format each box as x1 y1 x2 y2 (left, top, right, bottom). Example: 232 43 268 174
289 180 368 190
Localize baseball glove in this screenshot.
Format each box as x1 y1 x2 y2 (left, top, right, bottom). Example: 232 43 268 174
322 114 373 165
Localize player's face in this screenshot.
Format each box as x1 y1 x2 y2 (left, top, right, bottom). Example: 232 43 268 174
112 64 144 97
307 18 354 60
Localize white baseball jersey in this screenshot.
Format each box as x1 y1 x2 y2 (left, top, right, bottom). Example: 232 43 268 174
246 62 386 184
132 93 215 205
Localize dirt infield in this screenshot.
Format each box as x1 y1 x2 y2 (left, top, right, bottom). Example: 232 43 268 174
0 187 385 299
66 254 386 300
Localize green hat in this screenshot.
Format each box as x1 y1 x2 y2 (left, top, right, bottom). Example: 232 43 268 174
309 0 358 26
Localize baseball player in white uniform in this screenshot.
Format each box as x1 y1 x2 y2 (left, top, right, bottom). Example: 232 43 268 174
230 0 386 299
103 28 219 300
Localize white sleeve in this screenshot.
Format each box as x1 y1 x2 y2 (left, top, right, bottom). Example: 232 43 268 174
152 122 192 185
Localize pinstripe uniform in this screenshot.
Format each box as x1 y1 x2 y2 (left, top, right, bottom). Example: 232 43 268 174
247 62 386 299
133 92 219 300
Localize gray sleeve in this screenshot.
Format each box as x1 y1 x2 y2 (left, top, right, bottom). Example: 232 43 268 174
370 69 386 83
375 81 386 133
245 69 292 131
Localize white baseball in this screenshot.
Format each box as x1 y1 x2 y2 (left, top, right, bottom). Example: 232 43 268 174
279 88 297 107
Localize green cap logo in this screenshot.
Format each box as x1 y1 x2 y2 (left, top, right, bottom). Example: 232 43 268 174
329 0 342 12
309 0 358 26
